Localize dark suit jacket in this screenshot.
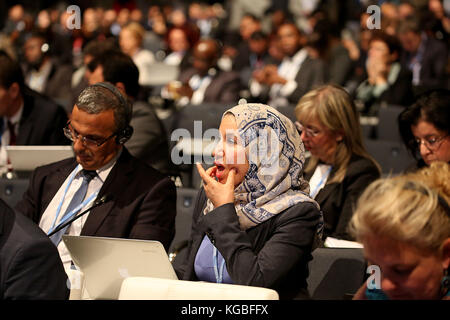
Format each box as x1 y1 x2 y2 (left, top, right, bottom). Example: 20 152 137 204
125 100 170 174
3 87 69 146
305 155 380 240
15 148 176 251
179 67 241 104
401 35 448 92
288 55 326 104
0 199 69 300
176 188 322 300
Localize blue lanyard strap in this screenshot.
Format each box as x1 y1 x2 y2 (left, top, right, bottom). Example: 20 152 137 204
310 165 333 199
213 246 226 283
47 165 99 235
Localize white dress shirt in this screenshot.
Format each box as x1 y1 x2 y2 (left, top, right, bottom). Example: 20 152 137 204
269 48 308 107
39 152 120 272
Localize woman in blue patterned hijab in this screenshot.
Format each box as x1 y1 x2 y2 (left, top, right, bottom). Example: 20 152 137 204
177 102 323 300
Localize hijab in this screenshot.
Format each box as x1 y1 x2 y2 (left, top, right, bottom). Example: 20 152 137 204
204 102 322 234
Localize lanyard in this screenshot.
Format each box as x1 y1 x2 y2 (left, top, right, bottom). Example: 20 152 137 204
310 165 333 199
212 246 226 283
47 165 99 235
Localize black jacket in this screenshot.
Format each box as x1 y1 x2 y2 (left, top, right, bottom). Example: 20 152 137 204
0 199 69 299
305 154 380 240
9 87 69 146
15 148 176 251
176 188 322 300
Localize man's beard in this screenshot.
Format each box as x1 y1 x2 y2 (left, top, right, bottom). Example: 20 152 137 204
28 55 45 71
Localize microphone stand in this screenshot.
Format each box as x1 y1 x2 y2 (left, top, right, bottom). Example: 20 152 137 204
48 194 112 237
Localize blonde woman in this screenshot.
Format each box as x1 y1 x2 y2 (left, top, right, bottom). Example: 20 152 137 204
350 162 450 300
295 84 380 240
119 22 155 86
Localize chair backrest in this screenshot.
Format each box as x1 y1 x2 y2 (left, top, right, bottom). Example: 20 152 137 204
118 277 279 300
0 178 29 209
276 105 297 125
172 103 232 139
376 105 405 142
169 188 199 267
307 248 367 300
364 139 414 175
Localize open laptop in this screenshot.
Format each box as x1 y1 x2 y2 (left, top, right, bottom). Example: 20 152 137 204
6 145 74 171
62 235 178 300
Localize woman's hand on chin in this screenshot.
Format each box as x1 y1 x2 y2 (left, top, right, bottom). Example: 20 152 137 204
196 163 236 209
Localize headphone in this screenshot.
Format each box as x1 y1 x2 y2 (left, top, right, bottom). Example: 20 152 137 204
91 82 134 145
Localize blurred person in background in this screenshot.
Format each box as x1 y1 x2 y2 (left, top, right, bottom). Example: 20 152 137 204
119 22 155 86
295 84 380 240
355 31 413 115
22 32 73 112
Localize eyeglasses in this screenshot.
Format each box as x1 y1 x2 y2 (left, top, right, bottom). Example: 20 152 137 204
411 134 448 151
63 122 116 148
295 121 320 138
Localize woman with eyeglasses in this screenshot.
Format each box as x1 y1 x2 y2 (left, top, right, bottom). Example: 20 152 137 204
294 84 381 241
398 89 450 171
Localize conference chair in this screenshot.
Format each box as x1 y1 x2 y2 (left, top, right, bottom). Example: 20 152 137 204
307 248 367 300
276 105 297 124
170 102 231 187
0 178 29 209
118 276 279 300
376 105 405 142
169 188 199 269
365 139 414 175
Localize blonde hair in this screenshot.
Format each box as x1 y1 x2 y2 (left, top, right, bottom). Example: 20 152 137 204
294 84 380 184
121 22 145 46
349 162 450 253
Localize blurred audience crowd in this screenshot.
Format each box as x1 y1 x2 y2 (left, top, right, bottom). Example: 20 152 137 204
0 0 447 115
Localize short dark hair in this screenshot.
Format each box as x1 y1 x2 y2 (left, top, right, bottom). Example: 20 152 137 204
370 30 402 58
398 16 422 34
249 31 268 41
76 84 132 133
398 89 450 158
0 52 24 91
88 50 140 98
83 38 119 58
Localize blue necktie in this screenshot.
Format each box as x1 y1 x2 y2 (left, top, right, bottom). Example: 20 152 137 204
50 170 97 246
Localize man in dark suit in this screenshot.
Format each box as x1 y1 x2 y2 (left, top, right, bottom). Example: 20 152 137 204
22 32 73 113
0 52 68 146
398 17 448 94
251 22 325 107
164 39 241 105
86 50 171 174
0 199 69 300
15 83 176 272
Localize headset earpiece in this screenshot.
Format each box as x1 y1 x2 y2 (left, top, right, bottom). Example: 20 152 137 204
115 125 133 145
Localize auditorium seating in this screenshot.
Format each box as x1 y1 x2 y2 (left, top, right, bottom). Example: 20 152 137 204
0 178 29 209
365 139 414 175
169 188 199 269
307 248 367 300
